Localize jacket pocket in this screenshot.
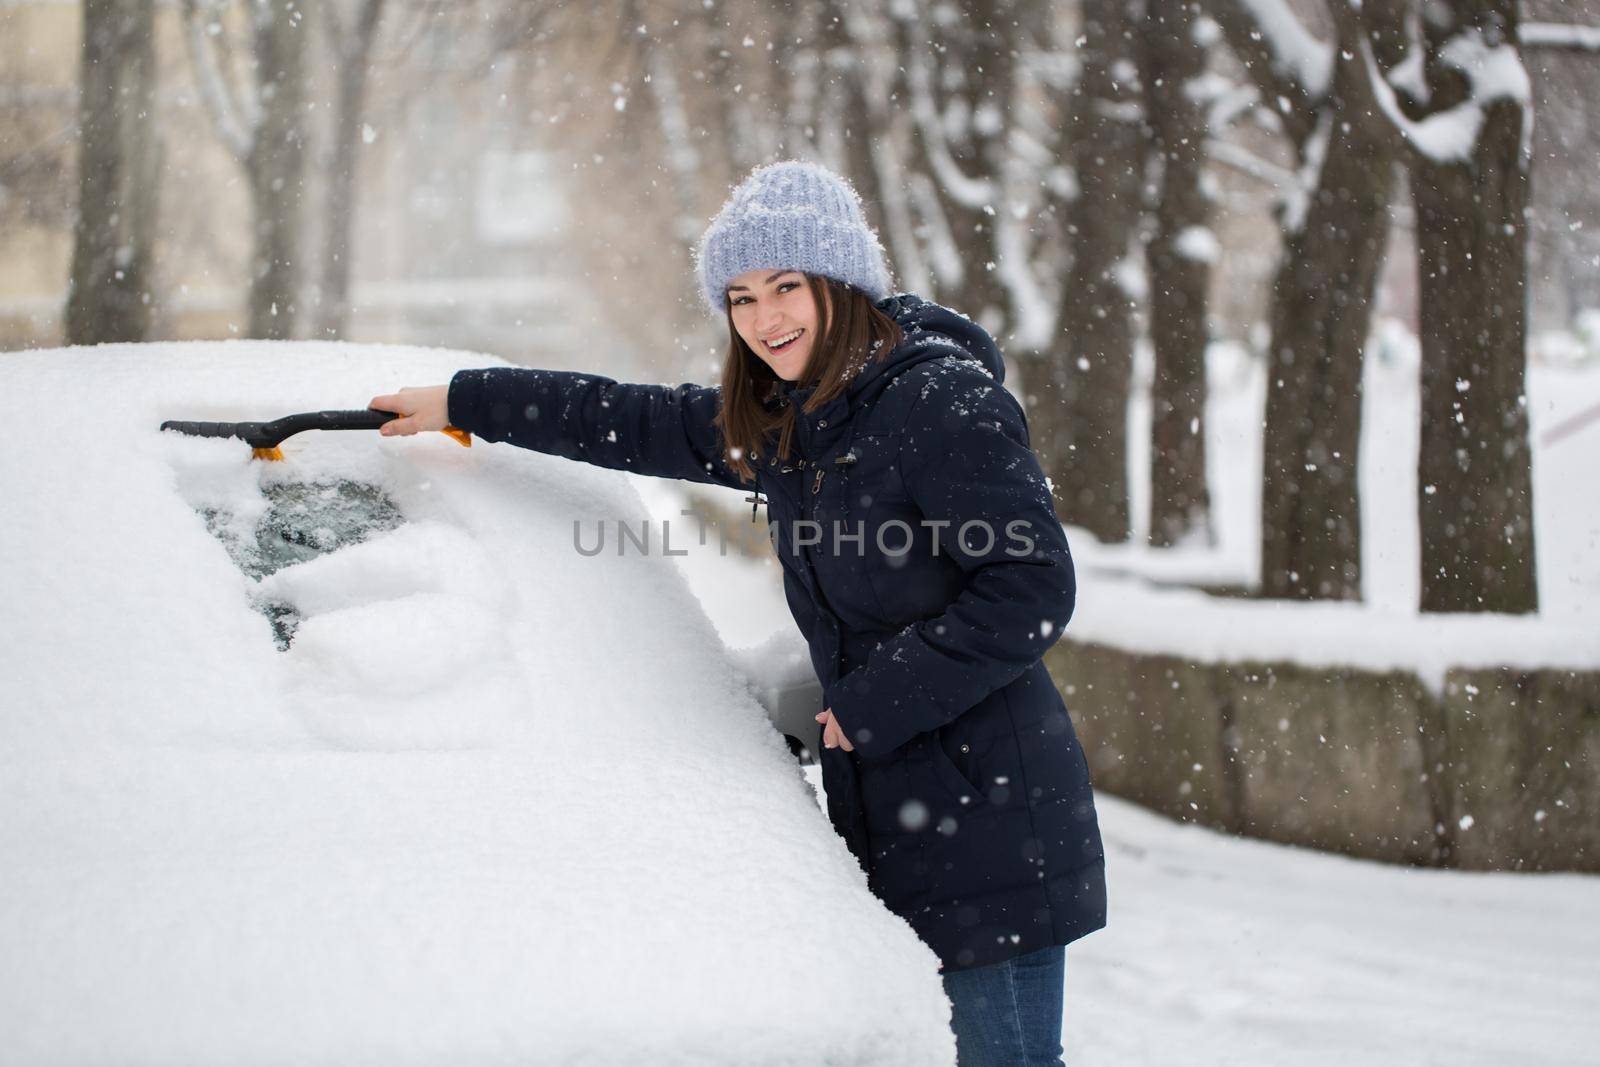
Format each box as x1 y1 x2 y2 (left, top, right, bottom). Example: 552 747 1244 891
927 726 988 809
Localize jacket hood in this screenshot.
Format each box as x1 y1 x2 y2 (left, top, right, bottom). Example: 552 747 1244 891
861 292 1005 396
775 292 1004 413
758 293 1004 466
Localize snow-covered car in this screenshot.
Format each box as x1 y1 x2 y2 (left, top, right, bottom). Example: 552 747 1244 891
0 342 957 1065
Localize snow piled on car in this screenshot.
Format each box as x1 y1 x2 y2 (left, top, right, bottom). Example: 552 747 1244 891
0 341 956 1066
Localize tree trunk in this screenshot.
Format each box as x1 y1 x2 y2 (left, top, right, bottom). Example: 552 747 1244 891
837 2 930 293
1413 3 1537 614
1257 127 1393 599
67 0 159 346
822 1 886 244
316 0 385 340
916 0 1012 324
1257 12 1404 600
247 2 308 340
1141 0 1213 548
1032 0 1141 545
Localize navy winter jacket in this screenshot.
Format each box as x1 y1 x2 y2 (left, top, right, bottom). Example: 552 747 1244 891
446 293 1107 972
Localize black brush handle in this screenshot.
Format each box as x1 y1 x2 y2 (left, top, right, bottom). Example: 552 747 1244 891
161 409 398 449
254 409 397 448
158 419 261 440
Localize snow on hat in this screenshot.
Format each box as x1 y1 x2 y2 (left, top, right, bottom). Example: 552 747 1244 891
694 159 893 317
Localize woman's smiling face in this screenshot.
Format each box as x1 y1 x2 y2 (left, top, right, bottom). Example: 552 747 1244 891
727 269 823 382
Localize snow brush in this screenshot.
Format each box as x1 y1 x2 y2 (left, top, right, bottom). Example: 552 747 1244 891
159 409 472 461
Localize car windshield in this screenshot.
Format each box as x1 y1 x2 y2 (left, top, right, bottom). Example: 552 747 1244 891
198 480 404 649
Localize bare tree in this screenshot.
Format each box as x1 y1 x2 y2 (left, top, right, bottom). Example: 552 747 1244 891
1140 0 1214 548
67 0 159 345
855 6 939 295
1034 0 1144 544
891 0 1019 324
181 0 310 339
818 1 884 238
790 0 937 297
248 3 308 339
314 0 386 339
1341 0 1538 612
1207 0 1406 599
1206 0 1544 611
868 0 1145 545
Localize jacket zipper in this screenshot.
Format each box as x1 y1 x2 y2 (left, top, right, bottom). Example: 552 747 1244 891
775 451 856 500
809 452 856 495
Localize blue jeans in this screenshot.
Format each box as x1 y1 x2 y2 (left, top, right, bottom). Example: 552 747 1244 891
941 945 1066 1067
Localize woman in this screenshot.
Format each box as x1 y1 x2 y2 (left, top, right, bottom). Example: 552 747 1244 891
369 160 1106 1066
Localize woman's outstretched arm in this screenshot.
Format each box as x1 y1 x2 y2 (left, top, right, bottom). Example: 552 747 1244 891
368 369 748 490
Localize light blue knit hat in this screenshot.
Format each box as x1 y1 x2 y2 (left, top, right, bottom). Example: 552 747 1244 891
695 160 893 317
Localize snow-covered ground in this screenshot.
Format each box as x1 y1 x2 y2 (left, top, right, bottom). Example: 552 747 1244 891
0 342 956 1065
1071 797 1600 1065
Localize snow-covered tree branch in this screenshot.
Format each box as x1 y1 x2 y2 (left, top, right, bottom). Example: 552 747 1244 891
1520 21 1600 54
1202 0 1329 146
1351 20 1533 167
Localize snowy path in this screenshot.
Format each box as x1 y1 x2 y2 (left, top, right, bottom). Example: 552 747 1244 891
1067 799 1599 1065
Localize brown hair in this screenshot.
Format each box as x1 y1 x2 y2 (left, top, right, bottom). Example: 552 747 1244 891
714 274 902 484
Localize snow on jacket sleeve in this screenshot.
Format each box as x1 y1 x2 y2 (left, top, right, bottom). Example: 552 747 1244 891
447 367 748 490
821 362 1076 760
